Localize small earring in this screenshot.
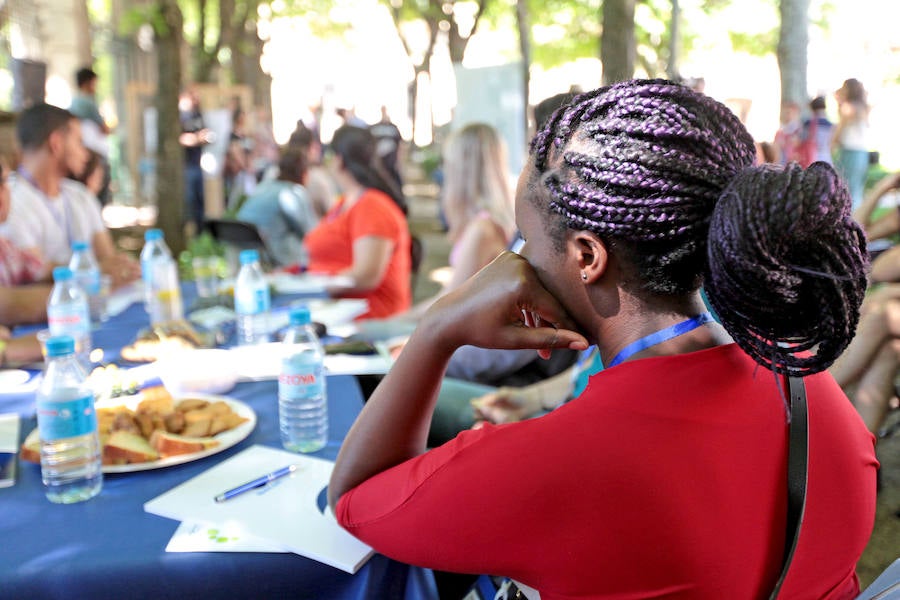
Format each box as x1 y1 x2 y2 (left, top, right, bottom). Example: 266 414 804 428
581 271 588 281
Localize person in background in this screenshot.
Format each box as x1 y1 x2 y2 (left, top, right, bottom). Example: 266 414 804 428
369 106 404 195
0 164 51 365
178 88 212 235
853 172 900 283
224 106 256 209
833 78 870 209
250 107 280 182
287 121 337 218
69 67 113 205
407 123 515 317
303 125 410 319
773 100 802 165
237 145 318 267
755 140 778 164
2 103 139 289
336 106 367 129
69 150 107 199
328 80 876 598
800 96 834 167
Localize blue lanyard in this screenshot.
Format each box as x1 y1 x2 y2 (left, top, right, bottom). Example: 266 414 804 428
16 168 74 247
606 312 714 368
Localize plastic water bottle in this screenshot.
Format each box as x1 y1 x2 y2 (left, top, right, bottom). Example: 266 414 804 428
69 241 104 323
234 249 271 345
47 266 92 365
140 228 172 312
148 256 184 325
36 335 103 503
279 306 327 453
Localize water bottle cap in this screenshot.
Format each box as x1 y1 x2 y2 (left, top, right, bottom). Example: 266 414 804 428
239 249 260 265
145 228 163 242
289 306 311 326
45 335 76 357
52 266 73 281
71 241 89 252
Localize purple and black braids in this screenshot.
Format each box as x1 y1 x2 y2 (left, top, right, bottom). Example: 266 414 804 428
531 79 757 296
706 162 868 376
531 79 868 376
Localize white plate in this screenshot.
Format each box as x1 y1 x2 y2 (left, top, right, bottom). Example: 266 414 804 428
0 369 32 388
95 393 257 474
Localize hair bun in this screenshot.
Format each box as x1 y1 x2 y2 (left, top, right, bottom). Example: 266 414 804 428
705 162 868 376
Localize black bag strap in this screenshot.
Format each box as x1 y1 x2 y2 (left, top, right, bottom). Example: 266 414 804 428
769 376 809 599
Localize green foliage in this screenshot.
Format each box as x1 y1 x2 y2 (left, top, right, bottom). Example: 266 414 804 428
728 30 778 56
527 0 602 69
118 4 168 37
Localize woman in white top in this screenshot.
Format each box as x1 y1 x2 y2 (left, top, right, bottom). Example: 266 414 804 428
833 78 870 208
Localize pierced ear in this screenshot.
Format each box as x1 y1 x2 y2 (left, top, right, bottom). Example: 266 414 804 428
570 231 608 283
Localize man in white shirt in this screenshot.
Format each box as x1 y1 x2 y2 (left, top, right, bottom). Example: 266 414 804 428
2 103 139 287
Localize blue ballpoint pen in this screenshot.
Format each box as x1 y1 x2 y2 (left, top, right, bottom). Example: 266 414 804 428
214 464 298 503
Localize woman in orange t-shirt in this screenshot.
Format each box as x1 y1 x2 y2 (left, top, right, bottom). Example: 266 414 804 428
304 125 410 319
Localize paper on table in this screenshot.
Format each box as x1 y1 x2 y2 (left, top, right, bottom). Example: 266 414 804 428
266 273 354 295
106 281 144 318
0 413 20 488
229 342 393 380
166 521 288 553
0 413 20 453
144 445 374 574
267 299 369 331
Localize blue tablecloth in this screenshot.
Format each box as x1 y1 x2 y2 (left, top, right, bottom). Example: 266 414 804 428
0 287 437 600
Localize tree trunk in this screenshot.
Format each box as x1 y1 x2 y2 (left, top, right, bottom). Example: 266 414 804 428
777 0 809 117
73 0 93 67
666 0 680 81
447 0 488 64
516 0 531 137
193 0 212 82
600 0 636 85
218 0 238 84
389 3 439 147
154 0 186 255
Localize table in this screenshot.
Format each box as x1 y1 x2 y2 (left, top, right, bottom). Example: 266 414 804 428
0 287 438 600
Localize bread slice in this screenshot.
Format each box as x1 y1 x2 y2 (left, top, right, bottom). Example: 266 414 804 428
103 430 160 465
20 428 40 464
149 430 220 458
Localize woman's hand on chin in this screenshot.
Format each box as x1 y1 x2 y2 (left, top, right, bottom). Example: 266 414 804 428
423 251 588 358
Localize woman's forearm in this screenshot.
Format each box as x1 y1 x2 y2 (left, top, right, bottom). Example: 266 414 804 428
328 318 455 509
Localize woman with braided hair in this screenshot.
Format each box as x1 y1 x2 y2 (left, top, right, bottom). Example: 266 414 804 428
329 80 877 599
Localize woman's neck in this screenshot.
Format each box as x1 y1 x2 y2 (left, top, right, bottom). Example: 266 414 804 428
595 293 731 367
338 180 365 211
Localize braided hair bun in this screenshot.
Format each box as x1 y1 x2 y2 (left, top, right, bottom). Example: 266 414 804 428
706 162 868 376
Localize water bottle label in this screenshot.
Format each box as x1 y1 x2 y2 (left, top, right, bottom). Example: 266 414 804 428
48 304 90 337
236 286 271 315
279 354 324 400
36 394 97 441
